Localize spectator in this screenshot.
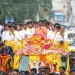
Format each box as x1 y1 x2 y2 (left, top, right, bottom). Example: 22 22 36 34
70 68 75 75
0 36 2 43
33 21 38 29
19 70 25 75
59 66 66 75
0 42 14 71
25 71 29 75
11 69 19 75
30 68 37 75
40 70 46 75
0 42 13 56
45 66 51 75
0 69 7 75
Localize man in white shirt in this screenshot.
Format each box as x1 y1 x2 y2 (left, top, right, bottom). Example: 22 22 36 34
1 25 13 41
10 25 22 40
0 21 4 36
54 25 67 42
47 24 55 40
25 21 35 37
16 24 25 40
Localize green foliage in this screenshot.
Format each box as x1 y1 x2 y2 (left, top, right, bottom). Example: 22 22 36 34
0 0 52 22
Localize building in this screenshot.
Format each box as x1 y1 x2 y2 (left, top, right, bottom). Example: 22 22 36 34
71 0 75 25
52 0 71 25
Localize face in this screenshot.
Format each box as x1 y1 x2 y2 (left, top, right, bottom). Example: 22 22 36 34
5 26 9 30
45 69 50 74
10 27 14 31
51 25 55 31
1 45 6 49
23 25 27 30
70 72 75 75
41 72 46 75
39 22 43 26
28 24 32 28
12 71 18 75
60 26 65 32
46 25 50 29
60 68 65 74
16 25 20 30
34 24 38 28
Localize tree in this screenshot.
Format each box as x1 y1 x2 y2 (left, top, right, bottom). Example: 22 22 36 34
38 0 53 20
0 0 52 22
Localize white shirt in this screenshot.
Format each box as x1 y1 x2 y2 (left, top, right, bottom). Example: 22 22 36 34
0 25 4 36
12 31 22 40
17 30 25 40
25 27 35 37
47 30 55 40
1 30 13 41
54 31 68 42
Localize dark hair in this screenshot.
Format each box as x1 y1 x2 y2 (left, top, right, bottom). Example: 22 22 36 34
45 66 50 70
54 23 61 29
4 24 8 27
31 68 37 74
19 71 25 75
34 21 38 24
0 43 4 47
25 71 29 75
40 70 46 73
60 66 66 71
39 20 43 23
0 37 2 41
42 19 47 23
70 68 75 74
13 69 19 73
37 73 42 75
27 21 32 25
46 21 50 25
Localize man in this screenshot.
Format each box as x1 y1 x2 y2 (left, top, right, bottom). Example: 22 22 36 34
54 25 67 42
0 42 13 56
0 21 4 37
10 25 22 40
30 68 37 75
70 68 75 75
59 66 66 75
35 21 47 39
11 69 19 75
0 69 7 75
45 21 51 31
45 66 51 75
0 42 13 71
47 24 55 40
25 21 35 37
16 24 25 40
53 23 61 41
33 21 38 29
39 20 43 26
1 25 13 41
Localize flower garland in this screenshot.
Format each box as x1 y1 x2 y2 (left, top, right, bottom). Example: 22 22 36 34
14 34 68 55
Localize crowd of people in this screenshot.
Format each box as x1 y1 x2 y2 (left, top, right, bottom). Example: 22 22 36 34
0 20 75 75
0 65 75 75
0 20 67 42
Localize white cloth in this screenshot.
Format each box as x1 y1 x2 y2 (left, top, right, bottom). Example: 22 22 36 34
1 31 13 41
54 32 68 42
17 30 25 40
0 25 4 36
25 27 35 37
47 30 55 40
12 31 22 40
